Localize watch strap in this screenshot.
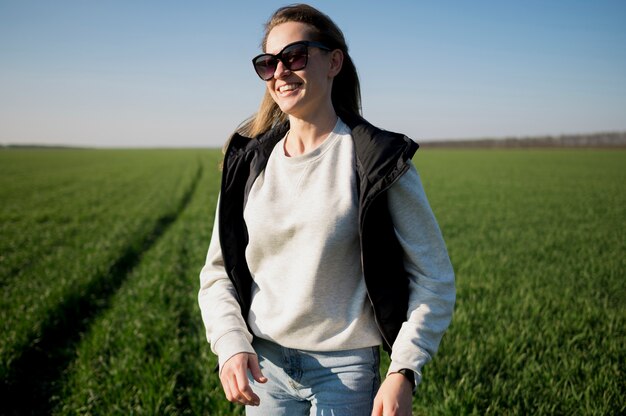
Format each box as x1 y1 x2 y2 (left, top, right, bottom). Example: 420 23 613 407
397 368 415 386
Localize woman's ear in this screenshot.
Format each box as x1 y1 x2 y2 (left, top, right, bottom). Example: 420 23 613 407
328 49 344 78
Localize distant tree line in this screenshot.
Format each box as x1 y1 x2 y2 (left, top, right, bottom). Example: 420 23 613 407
3 131 626 149
421 131 626 148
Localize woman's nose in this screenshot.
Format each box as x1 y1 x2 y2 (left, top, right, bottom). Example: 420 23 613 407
274 60 291 79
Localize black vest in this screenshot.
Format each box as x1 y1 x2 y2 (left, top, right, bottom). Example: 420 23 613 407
218 114 419 353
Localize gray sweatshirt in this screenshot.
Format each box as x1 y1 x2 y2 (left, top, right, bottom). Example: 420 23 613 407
199 119 455 385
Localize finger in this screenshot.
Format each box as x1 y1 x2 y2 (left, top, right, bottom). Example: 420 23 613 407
248 354 268 383
227 373 255 406
221 376 234 402
233 365 260 406
371 395 383 416
222 367 252 405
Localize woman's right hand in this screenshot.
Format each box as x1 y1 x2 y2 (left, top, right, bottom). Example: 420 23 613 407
219 352 268 406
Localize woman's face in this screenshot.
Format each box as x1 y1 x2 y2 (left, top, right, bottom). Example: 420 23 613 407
264 22 340 120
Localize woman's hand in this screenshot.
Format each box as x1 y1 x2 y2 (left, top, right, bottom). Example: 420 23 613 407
371 373 413 416
219 352 267 406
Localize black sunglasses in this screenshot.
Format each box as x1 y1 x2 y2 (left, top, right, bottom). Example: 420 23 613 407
252 40 331 81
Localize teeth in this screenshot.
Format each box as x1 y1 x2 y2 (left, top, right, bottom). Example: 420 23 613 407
279 84 299 92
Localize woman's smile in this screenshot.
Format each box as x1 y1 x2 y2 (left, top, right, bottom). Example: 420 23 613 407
276 82 303 96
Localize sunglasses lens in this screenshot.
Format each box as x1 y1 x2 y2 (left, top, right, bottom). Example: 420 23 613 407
281 44 308 71
252 43 311 80
254 55 277 80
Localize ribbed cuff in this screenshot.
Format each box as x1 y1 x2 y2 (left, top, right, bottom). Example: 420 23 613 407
214 330 256 373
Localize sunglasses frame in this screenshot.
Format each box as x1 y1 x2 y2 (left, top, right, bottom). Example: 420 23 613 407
252 40 331 81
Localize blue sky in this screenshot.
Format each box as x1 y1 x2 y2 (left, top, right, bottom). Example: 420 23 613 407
1 0 625 148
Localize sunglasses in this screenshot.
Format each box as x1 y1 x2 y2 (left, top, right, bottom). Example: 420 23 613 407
252 40 331 81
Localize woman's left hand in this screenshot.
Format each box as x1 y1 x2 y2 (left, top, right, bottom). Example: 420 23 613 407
371 373 413 416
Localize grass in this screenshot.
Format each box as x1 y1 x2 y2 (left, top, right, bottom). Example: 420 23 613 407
0 149 204 411
411 150 625 414
56 150 234 415
1 148 624 415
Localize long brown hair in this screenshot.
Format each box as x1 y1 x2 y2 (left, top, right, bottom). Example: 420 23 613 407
239 4 362 138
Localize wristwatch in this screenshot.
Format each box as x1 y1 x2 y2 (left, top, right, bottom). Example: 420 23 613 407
397 368 415 386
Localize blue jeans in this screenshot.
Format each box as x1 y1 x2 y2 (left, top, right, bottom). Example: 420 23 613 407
246 337 381 415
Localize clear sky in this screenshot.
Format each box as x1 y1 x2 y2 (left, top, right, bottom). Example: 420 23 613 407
1 0 625 148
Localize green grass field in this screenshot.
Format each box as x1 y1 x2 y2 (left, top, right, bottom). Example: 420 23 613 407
1 147 624 415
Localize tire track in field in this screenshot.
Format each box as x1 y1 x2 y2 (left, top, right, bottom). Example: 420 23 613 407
1 163 204 416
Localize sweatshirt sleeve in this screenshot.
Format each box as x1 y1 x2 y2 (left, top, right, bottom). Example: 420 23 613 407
385 160 456 386
198 196 256 371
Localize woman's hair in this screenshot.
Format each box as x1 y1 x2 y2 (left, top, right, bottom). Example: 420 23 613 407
239 3 361 138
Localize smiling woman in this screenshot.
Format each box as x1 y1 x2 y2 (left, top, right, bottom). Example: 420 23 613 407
197 4 456 415
239 5 361 142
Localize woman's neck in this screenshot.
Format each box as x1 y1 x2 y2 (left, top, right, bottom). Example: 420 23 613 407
285 110 338 157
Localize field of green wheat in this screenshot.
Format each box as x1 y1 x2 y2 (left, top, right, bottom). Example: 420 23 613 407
0 147 623 415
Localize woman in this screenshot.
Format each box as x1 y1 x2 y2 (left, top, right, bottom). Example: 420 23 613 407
199 4 455 415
